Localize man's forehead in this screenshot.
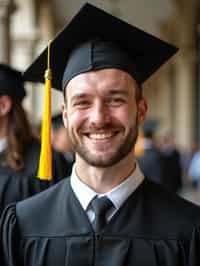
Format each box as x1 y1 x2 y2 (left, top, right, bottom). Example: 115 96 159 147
66 68 136 97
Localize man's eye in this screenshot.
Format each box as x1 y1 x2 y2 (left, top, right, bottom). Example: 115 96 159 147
109 98 126 105
73 101 90 107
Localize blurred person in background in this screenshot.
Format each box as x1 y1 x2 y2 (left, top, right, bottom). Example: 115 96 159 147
188 148 200 189
0 63 71 214
137 119 163 184
52 112 74 168
159 133 182 193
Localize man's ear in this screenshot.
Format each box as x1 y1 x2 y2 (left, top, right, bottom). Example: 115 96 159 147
0 95 13 116
61 103 68 128
137 97 147 125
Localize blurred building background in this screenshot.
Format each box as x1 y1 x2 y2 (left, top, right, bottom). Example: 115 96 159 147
1 0 200 201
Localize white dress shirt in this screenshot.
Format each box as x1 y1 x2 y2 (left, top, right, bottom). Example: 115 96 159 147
0 138 7 153
70 163 144 223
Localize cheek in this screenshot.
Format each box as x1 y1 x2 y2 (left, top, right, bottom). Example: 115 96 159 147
64 106 81 129
67 112 85 131
112 106 136 124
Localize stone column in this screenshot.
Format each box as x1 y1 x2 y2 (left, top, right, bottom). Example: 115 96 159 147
156 0 199 150
11 36 38 118
174 49 196 150
0 0 15 63
172 0 198 150
10 0 38 123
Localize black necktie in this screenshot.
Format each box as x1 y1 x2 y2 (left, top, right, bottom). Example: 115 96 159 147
91 196 113 232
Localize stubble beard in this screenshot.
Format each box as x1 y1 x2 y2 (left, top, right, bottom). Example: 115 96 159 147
67 116 139 168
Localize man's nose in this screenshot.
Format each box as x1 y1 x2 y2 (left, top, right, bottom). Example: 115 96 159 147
89 102 110 126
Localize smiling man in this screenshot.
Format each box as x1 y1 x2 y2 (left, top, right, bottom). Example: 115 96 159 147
1 3 200 266
63 68 146 193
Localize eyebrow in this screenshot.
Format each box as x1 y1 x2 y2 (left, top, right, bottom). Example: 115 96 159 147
70 93 90 102
70 89 129 102
106 89 129 96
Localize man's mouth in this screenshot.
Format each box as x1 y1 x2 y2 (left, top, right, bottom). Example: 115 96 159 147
87 131 118 140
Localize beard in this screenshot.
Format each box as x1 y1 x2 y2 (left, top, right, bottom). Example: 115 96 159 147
67 115 139 168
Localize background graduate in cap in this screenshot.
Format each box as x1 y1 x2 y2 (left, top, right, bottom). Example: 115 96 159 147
0 63 71 215
1 4 200 266
137 118 163 184
51 112 74 167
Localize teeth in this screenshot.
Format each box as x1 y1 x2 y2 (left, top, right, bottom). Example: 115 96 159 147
89 132 114 140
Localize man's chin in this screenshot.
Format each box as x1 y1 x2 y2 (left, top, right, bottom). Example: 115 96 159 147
79 152 123 168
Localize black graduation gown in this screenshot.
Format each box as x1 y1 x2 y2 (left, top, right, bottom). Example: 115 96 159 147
137 147 163 184
0 173 52 215
161 149 182 192
4 139 72 182
1 178 200 266
0 139 72 215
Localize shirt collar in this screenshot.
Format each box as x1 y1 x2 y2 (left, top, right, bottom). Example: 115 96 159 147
70 163 144 211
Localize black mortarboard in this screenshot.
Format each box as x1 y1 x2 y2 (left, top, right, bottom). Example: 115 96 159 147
0 63 26 101
23 3 178 91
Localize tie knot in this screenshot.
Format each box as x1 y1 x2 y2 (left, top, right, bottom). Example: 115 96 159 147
91 196 113 232
91 196 113 217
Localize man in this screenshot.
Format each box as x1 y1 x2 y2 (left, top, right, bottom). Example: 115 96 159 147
1 4 200 266
0 64 71 215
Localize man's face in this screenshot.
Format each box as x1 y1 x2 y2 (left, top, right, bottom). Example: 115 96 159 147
63 68 147 168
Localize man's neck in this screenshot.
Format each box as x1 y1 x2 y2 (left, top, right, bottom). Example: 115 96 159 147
75 152 136 193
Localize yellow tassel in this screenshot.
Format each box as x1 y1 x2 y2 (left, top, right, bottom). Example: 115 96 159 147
37 41 52 180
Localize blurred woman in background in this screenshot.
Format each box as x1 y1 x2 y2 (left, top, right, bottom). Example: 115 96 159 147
0 63 71 214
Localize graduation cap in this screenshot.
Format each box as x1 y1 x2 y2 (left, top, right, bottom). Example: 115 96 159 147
23 3 178 91
23 3 178 180
0 63 26 101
